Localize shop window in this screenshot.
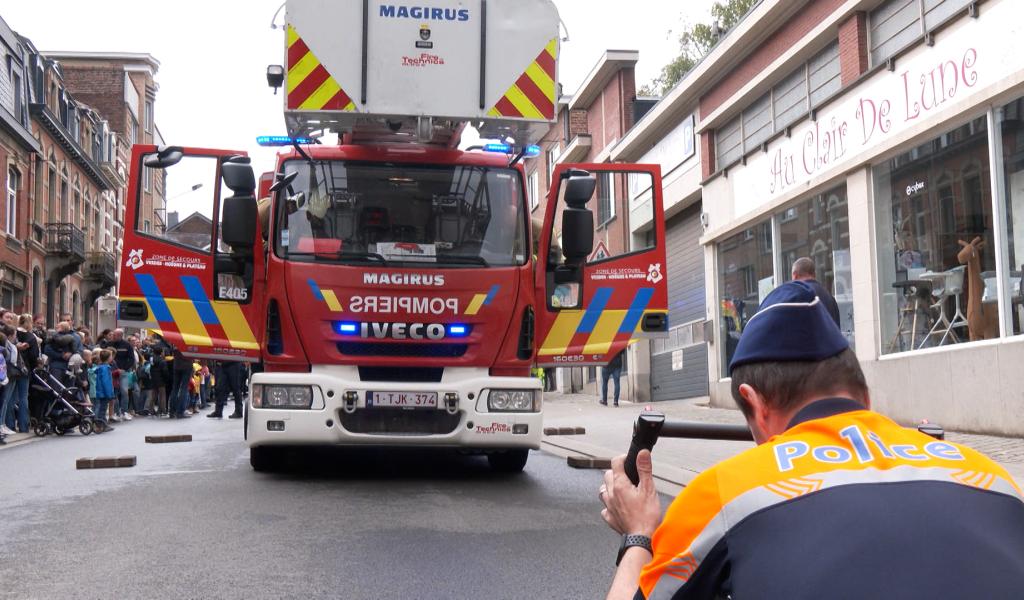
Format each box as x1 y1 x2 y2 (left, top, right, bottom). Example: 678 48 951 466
874 116 998 354
718 221 774 373
777 185 854 345
998 97 1024 336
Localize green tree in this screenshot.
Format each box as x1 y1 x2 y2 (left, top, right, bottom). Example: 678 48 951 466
641 0 759 96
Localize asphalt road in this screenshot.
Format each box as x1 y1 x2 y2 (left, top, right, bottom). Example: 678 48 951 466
0 413 631 599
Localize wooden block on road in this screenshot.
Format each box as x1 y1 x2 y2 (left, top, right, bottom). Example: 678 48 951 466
543 426 586 436
76 456 137 469
566 455 611 470
145 434 193 444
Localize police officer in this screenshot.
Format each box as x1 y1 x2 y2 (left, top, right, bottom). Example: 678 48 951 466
208 361 245 419
599 281 1024 599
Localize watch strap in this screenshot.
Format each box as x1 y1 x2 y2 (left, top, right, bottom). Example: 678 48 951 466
616 534 653 566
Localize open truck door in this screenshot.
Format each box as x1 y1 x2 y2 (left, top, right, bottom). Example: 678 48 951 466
117 145 263 362
534 164 668 367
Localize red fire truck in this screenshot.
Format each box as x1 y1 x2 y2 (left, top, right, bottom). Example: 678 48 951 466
117 0 669 472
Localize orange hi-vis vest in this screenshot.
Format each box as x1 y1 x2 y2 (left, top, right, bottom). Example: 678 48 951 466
638 398 1024 600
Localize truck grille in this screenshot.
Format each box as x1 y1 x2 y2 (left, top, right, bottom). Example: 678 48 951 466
338 342 467 358
340 408 461 435
358 367 444 383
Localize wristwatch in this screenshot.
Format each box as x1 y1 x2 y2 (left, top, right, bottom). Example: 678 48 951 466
616 534 653 566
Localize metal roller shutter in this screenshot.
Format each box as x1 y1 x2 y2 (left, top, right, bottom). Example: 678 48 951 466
650 203 709 401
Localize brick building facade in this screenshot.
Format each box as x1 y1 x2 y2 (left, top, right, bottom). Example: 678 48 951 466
0 13 161 331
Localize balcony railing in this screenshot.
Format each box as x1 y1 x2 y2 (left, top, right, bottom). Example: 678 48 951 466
85 251 117 287
45 223 86 263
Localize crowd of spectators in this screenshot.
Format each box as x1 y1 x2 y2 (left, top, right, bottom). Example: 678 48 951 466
0 311 246 443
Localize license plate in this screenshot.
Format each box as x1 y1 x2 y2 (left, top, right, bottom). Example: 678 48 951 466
367 391 438 408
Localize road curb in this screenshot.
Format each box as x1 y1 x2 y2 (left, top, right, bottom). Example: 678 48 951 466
145 434 193 443
76 456 137 469
542 426 586 436
542 436 698 491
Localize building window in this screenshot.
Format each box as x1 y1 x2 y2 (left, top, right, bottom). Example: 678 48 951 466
546 147 557 181
868 0 972 67
129 116 138 146
874 116 997 354
718 221 774 373
715 115 743 169
528 171 540 211
144 100 154 134
143 161 152 192
715 42 841 172
777 185 853 344
6 167 18 236
32 267 41 315
596 172 615 225
12 71 22 122
33 156 43 225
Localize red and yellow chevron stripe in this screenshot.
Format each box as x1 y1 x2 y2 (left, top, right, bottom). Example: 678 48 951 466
287 25 356 112
488 38 557 120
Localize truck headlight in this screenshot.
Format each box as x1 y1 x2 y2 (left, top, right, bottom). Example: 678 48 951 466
251 384 314 409
487 389 539 412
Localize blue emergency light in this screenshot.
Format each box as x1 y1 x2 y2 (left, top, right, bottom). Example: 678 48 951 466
446 324 471 337
334 322 359 335
482 143 541 158
257 135 314 147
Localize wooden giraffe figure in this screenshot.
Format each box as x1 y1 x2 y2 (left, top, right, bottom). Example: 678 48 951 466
957 237 999 341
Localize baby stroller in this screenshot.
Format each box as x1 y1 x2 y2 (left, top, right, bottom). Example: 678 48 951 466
29 367 96 436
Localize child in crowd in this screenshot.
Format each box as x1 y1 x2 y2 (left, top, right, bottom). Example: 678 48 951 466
93 350 115 432
86 353 99 411
186 361 198 414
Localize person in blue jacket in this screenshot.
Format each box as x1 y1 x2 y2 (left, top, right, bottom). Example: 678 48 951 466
92 350 115 432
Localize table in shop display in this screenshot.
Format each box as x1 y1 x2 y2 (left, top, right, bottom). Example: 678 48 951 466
888 279 934 353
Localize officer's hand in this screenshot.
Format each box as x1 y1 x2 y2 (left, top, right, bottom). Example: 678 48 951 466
599 450 661 537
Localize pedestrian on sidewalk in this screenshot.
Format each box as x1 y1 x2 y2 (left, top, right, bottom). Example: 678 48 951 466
92 350 115 433
600 349 624 407
791 256 841 326
148 348 169 415
598 281 1024 600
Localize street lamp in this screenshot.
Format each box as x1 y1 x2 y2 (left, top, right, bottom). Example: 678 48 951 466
167 182 204 202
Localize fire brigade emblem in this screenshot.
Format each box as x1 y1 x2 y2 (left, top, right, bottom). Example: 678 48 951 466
646 263 663 284
126 249 144 271
420 26 431 41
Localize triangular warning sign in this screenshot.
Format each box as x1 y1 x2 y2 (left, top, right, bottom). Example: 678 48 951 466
589 240 611 262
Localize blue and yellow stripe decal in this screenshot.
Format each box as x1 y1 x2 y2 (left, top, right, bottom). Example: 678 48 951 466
539 287 664 356
307 279 344 312
465 285 500 316
124 274 258 350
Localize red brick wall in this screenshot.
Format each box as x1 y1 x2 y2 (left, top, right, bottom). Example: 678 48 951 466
700 0 846 118
569 109 588 138
838 11 868 85
58 65 130 139
701 131 716 181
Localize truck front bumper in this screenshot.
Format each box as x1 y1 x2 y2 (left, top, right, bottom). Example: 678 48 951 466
246 366 542 450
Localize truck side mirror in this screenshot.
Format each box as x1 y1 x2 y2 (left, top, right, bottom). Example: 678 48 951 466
561 208 593 263
563 173 596 209
143 146 184 169
221 161 258 249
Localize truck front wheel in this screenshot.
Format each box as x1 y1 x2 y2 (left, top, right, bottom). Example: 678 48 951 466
250 446 284 472
487 449 529 473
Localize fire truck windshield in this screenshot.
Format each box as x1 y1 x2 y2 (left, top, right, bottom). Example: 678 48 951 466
274 160 527 268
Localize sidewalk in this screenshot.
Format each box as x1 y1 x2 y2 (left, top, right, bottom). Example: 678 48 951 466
541 392 1024 492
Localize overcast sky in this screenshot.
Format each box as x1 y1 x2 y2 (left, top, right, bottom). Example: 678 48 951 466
4 0 715 175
